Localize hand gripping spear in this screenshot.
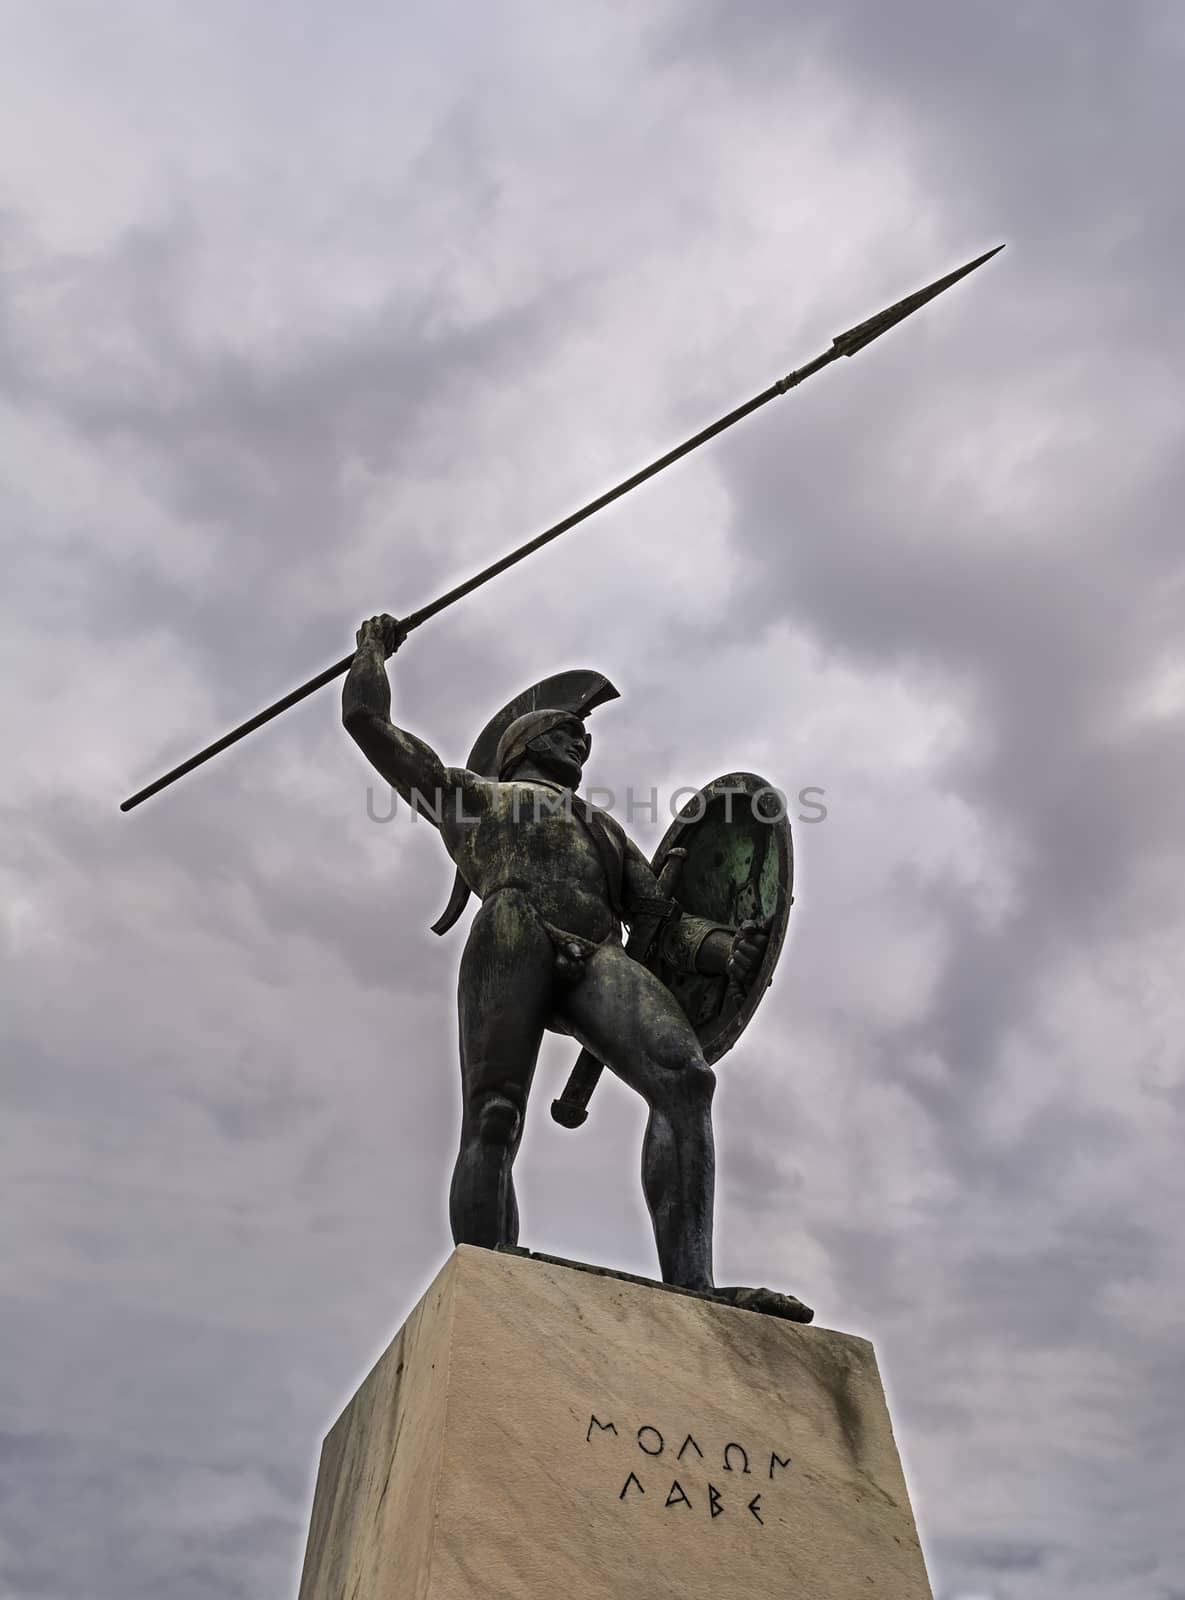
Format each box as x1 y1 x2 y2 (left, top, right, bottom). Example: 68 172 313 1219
119 245 1003 812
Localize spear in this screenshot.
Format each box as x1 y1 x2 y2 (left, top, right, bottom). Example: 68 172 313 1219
119 244 1003 812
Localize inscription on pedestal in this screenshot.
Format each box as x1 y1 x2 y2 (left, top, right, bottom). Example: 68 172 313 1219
586 1412 791 1529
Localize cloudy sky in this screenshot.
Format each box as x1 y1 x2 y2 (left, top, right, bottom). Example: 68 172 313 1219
3 2 1184 1596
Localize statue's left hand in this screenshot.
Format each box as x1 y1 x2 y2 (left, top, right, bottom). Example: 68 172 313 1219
726 918 770 993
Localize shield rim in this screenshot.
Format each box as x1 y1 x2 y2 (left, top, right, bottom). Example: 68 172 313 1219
647 771 794 1064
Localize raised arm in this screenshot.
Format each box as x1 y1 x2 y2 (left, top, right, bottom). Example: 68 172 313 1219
342 614 448 810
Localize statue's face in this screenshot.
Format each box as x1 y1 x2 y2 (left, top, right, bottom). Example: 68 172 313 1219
525 718 590 787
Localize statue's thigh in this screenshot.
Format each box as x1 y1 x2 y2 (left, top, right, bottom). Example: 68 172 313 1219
559 942 703 1087
458 891 555 1086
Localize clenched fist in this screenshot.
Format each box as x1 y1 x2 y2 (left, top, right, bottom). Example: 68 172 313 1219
356 614 403 659
726 917 770 993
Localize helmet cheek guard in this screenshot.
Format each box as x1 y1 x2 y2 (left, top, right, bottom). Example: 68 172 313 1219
494 709 586 779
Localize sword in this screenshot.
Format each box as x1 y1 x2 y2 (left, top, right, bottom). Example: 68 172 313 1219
120 245 1004 812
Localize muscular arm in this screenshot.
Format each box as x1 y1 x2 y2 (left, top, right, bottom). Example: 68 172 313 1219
621 837 727 973
621 834 663 908
342 615 448 813
621 835 765 984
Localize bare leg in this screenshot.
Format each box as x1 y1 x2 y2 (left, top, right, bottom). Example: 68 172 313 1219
557 942 717 1291
451 889 554 1249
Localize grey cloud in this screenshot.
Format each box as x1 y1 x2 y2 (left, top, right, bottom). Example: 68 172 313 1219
1 206 592 707
3 5 1185 1600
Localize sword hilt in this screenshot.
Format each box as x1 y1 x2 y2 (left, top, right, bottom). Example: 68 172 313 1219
550 1052 597 1128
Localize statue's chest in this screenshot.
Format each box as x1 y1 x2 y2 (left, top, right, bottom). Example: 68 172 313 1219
458 789 625 902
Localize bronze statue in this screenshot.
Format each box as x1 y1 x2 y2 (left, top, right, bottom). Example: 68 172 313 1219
343 614 811 1320
118 250 1007 1324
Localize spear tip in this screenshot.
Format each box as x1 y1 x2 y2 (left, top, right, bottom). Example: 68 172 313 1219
832 242 1006 359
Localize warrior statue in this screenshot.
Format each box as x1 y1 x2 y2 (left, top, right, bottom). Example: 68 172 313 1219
343 614 810 1321
120 252 1004 1330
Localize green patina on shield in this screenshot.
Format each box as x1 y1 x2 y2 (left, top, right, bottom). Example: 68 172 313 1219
648 773 794 1064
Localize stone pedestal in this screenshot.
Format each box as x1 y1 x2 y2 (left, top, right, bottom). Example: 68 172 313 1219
297 1246 932 1599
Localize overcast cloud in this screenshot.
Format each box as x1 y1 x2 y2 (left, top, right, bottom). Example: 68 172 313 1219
2 3 1183 1597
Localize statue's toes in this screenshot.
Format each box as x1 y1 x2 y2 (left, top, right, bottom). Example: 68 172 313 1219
714 1285 815 1324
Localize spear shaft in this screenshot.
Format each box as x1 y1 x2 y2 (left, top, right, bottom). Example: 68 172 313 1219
119 244 1003 812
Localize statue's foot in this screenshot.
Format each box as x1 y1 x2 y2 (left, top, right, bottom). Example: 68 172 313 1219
712 1285 814 1324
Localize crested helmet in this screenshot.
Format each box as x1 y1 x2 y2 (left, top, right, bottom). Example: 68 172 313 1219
494 709 586 779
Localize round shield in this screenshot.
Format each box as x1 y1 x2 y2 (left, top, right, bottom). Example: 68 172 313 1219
646 772 793 1064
